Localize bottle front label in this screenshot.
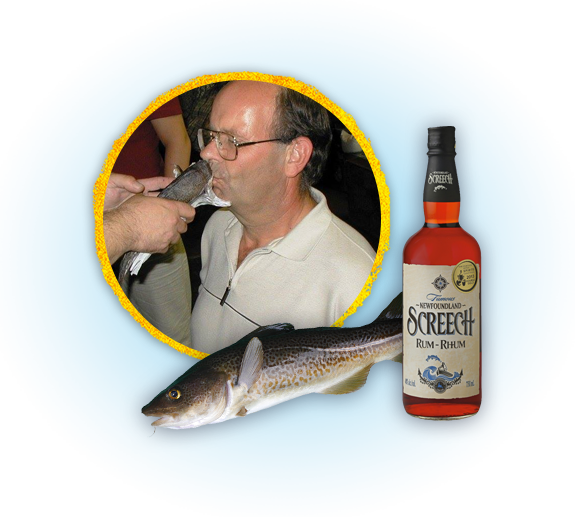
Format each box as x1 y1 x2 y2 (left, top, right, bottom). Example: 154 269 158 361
403 262 480 399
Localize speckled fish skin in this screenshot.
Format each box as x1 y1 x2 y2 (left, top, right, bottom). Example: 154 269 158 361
118 161 212 284
142 293 403 429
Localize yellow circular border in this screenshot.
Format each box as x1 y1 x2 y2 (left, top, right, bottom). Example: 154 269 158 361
93 71 390 360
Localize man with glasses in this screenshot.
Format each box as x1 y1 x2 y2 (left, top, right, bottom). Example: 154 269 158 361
186 80 376 353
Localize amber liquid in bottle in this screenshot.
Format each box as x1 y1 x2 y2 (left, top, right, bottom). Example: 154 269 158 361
403 127 481 420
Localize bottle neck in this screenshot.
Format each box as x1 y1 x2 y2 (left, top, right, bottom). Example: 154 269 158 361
423 154 460 225
424 202 460 225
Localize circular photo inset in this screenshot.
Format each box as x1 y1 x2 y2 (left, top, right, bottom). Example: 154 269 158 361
94 73 389 358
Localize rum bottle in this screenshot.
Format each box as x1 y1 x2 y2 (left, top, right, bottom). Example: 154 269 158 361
403 126 481 419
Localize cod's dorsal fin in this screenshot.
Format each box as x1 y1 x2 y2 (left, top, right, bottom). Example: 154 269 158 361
227 324 295 353
376 292 403 321
244 323 295 340
238 337 264 391
319 363 375 395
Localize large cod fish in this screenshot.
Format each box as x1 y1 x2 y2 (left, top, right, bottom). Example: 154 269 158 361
142 293 403 429
118 160 230 284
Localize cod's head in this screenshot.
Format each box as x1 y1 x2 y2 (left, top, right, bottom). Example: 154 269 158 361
142 371 229 429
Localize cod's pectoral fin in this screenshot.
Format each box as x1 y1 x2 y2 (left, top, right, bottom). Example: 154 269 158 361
319 363 375 395
238 337 264 391
391 353 403 364
236 406 248 417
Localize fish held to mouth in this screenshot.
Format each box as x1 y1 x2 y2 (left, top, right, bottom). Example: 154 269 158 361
118 160 230 284
142 293 403 430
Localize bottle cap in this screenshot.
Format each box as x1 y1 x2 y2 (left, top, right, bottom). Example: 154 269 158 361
428 126 456 156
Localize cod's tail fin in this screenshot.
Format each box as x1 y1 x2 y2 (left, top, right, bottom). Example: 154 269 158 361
375 292 403 363
375 292 402 321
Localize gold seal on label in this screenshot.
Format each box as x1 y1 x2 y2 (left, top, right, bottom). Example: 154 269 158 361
452 260 478 293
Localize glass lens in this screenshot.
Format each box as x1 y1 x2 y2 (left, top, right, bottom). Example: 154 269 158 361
198 129 212 150
218 132 236 160
198 129 236 160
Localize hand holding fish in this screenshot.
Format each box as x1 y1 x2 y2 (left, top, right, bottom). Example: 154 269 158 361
118 161 230 283
104 194 196 264
104 173 174 211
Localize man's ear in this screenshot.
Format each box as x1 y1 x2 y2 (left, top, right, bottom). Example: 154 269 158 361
284 136 313 178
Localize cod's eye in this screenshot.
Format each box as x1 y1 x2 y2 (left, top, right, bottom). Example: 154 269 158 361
168 389 181 400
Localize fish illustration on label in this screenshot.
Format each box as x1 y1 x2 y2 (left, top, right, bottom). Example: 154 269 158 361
418 355 462 394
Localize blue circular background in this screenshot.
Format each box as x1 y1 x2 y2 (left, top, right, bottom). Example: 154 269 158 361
1 0 573 516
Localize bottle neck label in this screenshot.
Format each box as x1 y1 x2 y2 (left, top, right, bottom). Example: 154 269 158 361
424 156 460 203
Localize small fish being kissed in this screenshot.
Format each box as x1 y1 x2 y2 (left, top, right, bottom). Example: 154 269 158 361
142 293 403 429
118 160 230 284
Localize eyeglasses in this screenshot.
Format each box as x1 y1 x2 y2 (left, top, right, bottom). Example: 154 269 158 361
198 128 283 161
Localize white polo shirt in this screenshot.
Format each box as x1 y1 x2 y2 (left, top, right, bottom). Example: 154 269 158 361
190 188 376 354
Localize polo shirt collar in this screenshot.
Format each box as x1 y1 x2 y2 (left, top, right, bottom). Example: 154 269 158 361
223 188 332 263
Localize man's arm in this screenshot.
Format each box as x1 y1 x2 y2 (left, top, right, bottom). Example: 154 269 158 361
151 115 191 177
104 195 196 264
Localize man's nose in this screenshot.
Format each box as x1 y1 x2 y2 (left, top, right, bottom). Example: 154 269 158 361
200 138 220 161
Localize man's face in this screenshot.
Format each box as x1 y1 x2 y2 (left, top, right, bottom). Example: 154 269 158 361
200 81 288 215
